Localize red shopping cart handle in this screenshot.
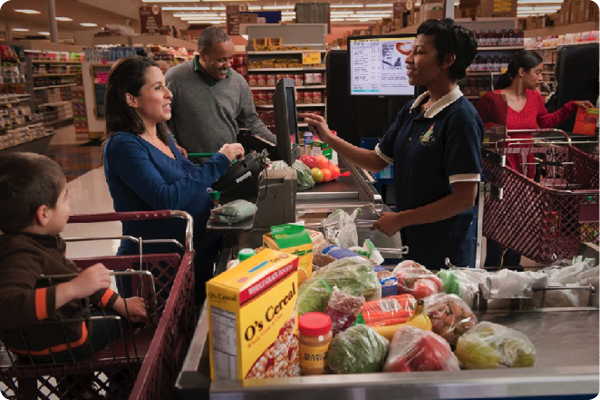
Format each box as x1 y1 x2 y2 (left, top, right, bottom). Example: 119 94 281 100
68 210 174 223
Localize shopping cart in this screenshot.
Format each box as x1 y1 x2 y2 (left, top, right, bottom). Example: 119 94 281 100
482 129 599 264
0 210 196 399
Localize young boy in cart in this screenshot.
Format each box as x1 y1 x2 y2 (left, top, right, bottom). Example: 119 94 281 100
0 152 147 363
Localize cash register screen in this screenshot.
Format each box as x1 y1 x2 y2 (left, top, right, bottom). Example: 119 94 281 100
273 78 299 166
348 34 416 97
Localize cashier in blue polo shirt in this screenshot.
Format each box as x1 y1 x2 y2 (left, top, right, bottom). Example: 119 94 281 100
301 19 484 269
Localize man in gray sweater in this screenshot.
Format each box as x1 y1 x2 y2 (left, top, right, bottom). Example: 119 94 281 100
166 27 276 155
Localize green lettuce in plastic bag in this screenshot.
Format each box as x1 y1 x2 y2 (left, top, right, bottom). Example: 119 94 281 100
292 160 315 191
297 256 381 316
437 270 461 296
327 325 389 374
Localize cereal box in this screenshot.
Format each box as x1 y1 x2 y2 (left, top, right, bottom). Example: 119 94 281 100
207 248 300 380
263 224 313 286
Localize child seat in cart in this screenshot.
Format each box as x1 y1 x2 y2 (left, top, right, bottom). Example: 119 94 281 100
0 210 197 400
482 125 599 265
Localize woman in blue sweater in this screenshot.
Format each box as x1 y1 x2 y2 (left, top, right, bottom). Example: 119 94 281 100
103 56 244 303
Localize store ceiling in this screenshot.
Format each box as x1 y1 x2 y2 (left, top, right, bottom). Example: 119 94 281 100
0 0 563 39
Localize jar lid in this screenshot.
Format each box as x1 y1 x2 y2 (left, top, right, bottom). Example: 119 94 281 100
298 312 331 336
238 248 255 261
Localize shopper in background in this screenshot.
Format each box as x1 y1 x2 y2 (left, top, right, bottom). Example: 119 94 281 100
301 19 483 270
102 56 244 303
476 50 593 268
155 60 171 75
166 26 276 155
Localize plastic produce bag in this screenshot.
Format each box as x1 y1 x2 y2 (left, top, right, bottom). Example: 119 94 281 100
436 270 461 296
325 287 365 336
359 294 416 327
533 258 598 307
383 326 460 372
210 199 258 224
424 293 477 346
297 256 381 316
350 239 385 265
327 325 389 374
393 262 443 299
455 322 536 369
321 208 361 248
292 160 315 191
375 269 398 297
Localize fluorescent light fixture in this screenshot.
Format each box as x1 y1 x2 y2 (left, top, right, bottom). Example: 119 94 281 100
365 3 392 7
282 11 296 15
11 28 29 32
38 31 50 35
174 12 221 17
162 6 211 10
263 5 295 9
518 0 562 3
15 9 41 14
142 0 200 2
80 23 98 27
187 20 225 24
202 0 257 2
517 6 559 10
331 18 346 21
331 4 364 8
350 13 391 17
211 6 226 10
360 10 393 13
332 11 353 14
248 5 262 10
56 17 73 21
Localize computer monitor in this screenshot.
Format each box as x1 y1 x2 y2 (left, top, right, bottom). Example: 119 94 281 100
348 34 416 97
273 78 300 166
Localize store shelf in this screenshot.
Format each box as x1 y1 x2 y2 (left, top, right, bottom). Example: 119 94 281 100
33 73 81 78
39 101 71 107
256 103 325 109
465 95 481 100
31 60 82 64
34 83 78 91
250 85 326 91
92 35 197 51
525 22 600 39
247 50 327 55
477 46 525 51
44 117 73 126
542 71 554 75
467 71 501 76
248 67 326 72
543 62 555 65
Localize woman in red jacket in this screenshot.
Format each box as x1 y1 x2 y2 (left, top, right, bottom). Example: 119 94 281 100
476 50 593 267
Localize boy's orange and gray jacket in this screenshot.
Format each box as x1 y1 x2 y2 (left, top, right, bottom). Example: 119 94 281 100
0 232 118 358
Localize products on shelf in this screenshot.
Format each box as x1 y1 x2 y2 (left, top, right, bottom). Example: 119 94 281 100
475 29 524 47
84 47 137 62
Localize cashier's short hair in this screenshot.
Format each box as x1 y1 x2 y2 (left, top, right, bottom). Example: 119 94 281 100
198 26 231 54
0 152 65 233
417 19 478 81
104 56 169 144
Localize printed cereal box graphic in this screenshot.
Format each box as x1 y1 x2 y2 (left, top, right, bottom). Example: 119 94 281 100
263 224 313 286
207 248 300 380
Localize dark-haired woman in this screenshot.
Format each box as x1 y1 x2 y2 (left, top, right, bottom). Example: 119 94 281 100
301 19 484 270
476 50 593 268
102 56 244 303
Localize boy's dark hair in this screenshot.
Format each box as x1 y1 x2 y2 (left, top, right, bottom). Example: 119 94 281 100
0 152 65 233
495 50 543 90
198 26 231 54
104 56 169 145
416 18 478 81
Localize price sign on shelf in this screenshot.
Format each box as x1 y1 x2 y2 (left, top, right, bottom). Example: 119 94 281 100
302 51 321 65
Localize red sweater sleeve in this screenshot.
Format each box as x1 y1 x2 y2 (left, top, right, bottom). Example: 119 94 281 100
476 91 507 127
535 92 577 128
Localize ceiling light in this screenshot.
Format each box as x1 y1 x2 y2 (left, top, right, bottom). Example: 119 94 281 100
361 10 393 13
175 12 221 17
187 20 225 24
211 6 226 10
11 28 29 32
38 31 50 35
56 17 73 21
162 6 210 10
201 0 257 2
364 3 392 7
142 0 200 2
331 4 364 8
80 23 98 27
518 0 562 3
282 11 296 15
15 9 41 14
331 18 346 21
248 5 262 10
263 5 295 9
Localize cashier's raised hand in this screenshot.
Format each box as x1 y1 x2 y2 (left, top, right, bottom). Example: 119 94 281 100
299 113 334 143
372 211 405 237
219 143 245 162
573 100 595 110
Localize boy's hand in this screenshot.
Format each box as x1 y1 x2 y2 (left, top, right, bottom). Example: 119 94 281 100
113 297 148 323
69 263 111 299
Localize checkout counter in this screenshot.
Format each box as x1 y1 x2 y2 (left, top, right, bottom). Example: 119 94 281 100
176 156 599 400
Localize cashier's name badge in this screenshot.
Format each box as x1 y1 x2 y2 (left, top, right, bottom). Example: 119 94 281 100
302 52 321 65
